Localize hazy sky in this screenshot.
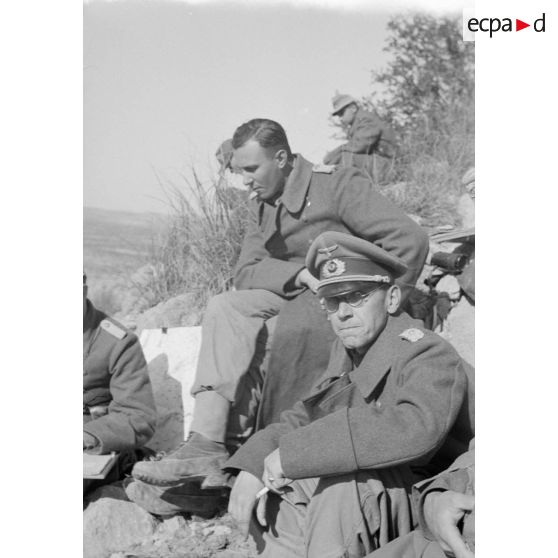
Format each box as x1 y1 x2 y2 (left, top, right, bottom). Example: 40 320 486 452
84 0 463 213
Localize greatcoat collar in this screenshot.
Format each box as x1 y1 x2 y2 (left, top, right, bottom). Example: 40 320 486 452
277 154 314 214
83 299 105 354
83 299 98 335
323 313 422 400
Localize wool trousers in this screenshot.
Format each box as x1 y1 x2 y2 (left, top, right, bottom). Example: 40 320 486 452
190 289 283 445
252 468 415 558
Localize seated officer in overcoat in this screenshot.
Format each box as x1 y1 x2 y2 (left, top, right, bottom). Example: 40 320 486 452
83 274 157 489
226 231 470 558
131 119 428 489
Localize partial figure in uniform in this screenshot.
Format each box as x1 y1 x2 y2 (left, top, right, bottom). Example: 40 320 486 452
323 93 397 184
427 167 475 365
216 138 235 175
83 273 157 493
130 118 428 500
368 440 475 558
226 231 471 557
457 167 475 229
215 137 250 223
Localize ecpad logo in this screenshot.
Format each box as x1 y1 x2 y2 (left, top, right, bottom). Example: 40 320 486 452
468 13 546 38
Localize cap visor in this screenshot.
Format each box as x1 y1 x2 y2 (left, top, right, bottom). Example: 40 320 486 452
318 275 391 292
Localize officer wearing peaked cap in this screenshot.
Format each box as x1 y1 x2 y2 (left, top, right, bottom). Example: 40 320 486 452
226 232 472 557
307 230 408 291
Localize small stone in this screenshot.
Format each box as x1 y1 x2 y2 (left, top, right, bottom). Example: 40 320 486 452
85 482 130 506
84 498 158 558
208 535 229 551
158 515 187 536
212 525 232 537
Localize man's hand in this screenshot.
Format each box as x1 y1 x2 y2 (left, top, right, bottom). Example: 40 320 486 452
423 490 475 558
263 448 292 493
294 268 320 293
228 471 265 540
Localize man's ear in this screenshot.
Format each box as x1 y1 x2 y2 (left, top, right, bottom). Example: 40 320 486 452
385 285 401 315
274 148 289 169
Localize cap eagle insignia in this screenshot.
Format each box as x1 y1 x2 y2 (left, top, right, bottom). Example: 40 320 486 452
317 244 338 259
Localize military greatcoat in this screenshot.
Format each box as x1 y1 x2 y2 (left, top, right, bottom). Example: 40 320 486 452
225 313 469 482
83 300 156 454
233 154 428 301
367 441 475 558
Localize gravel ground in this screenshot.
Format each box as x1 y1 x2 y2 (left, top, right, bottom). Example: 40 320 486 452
85 482 257 558
110 512 257 558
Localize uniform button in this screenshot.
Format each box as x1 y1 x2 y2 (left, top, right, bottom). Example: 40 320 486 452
308 239 313 244
376 401 382 409
307 202 311 207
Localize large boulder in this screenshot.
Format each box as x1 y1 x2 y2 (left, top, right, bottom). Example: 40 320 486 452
83 498 158 558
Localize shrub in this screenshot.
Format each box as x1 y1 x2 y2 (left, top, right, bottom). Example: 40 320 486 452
365 12 475 226
378 95 474 226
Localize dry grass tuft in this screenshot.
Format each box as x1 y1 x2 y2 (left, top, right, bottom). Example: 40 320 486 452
135 173 250 319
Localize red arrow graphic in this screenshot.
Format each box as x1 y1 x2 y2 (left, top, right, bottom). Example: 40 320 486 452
516 19 530 31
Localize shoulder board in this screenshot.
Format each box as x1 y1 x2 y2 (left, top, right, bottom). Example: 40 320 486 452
399 328 424 343
312 163 335 174
100 319 126 340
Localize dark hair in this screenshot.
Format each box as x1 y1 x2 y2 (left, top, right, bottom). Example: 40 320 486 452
231 118 292 156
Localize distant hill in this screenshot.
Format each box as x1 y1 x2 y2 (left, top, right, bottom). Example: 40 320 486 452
84 207 166 313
